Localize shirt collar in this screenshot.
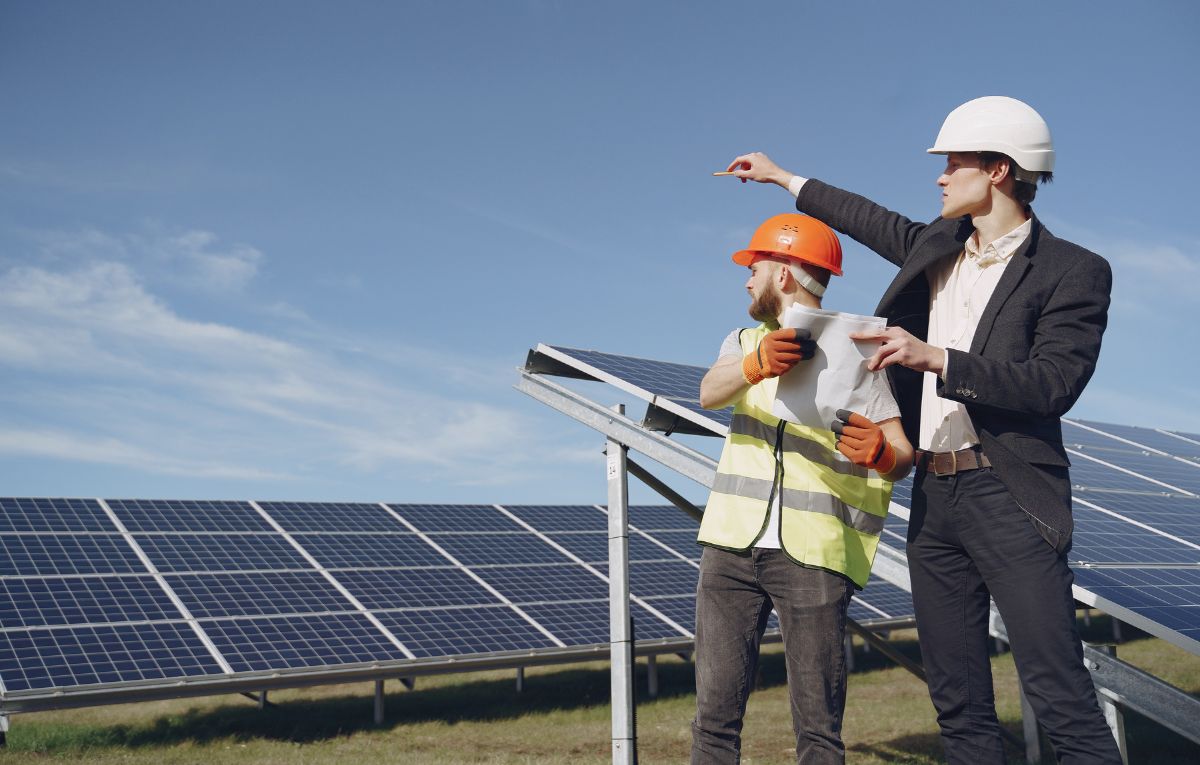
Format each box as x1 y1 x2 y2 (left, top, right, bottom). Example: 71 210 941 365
965 219 1032 267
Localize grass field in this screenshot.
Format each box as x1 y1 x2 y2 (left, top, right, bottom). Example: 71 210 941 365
1 618 1196 764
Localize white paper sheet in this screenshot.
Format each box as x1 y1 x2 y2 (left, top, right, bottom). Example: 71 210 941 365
771 304 887 429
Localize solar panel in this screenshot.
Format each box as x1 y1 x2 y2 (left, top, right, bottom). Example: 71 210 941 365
498 504 607 532
531 345 725 435
1068 418 1200 464
388 503 527 533
0 497 114 532
1 497 761 711
1072 492 1200 542
334 567 501 610
296 532 451 569
164 571 356 619
0 576 180 629
375 606 558 659
471 562 610 604
106 499 273 533
0 623 222 692
429 533 576 567
257 501 407 533
202 613 404 673
0 534 145 576
134 533 312 572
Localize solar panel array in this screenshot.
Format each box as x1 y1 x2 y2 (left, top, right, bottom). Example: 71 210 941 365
531 344 1200 654
0 499 723 703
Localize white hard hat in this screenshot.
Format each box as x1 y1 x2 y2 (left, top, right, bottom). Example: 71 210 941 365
928 96 1054 182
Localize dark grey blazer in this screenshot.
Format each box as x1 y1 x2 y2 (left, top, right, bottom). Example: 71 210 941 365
796 179 1112 552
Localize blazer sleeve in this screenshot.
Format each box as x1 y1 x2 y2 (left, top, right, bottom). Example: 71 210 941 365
795 179 929 268
940 253 1112 418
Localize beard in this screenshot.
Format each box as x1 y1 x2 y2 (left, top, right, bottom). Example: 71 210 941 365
748 287 781 323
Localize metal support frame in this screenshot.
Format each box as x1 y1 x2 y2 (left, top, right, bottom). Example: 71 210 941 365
646 655 658 699
607 404 636 765
374 680 385 725
516 667 525 693
518 364 1200 762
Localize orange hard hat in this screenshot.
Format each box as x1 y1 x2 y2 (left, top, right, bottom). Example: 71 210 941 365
732 214 843 276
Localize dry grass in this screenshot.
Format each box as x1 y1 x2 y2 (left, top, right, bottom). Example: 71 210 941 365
0 618 1196 764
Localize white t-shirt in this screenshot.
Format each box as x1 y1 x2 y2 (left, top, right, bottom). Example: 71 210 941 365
717 328 901 548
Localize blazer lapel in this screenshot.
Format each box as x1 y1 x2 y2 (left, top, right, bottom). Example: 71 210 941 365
877 217 973 313
969 217 1039 355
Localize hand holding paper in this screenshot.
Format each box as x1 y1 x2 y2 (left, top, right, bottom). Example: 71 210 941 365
850 326 946 375
741 328 815 385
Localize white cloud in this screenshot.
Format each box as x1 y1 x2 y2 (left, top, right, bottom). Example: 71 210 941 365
0 428 288 481
0 251 579 486
20 224 263 294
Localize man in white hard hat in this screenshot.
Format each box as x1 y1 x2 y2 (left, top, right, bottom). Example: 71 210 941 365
693 212 912 765
724 97 1122 764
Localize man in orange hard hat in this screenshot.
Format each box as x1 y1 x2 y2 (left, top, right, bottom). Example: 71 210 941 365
693 213 912 764
724 97 1122 764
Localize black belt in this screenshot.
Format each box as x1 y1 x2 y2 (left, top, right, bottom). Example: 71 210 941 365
915 446 991 476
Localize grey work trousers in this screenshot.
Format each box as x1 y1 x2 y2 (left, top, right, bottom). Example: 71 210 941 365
691 546 854 765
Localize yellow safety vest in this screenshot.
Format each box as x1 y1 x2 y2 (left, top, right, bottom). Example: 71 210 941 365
697 323 893 588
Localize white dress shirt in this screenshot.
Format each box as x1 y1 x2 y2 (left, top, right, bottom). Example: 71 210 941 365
920 220 1031 451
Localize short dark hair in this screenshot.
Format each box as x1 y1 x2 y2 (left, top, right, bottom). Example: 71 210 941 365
978 151 1052 208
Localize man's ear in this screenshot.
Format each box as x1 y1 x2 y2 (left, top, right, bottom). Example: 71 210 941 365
988 157 1012 186
775 261 793 291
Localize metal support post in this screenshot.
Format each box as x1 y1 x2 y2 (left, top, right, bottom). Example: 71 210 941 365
1018 683 1045 764
400 677 415 691
646 655 658 699
1111 617 1123 643
260 690 268 710
607 404 635 765
516 667 525 693
1094 645 1128 764
374 679 385 725
0 713 8 747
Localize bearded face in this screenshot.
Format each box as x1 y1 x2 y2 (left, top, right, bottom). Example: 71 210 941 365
746 260 783 322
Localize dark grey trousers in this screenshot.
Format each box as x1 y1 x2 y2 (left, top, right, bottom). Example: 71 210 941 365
907 467 1123 765
691 546 854 765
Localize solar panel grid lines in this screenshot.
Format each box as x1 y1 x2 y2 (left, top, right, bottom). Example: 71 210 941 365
1160 428 1200 455
132 533 314 573
0 622 225 693
0 498 115 532
256 501 408 533
202 613 408 674
244 500 417 660
294 532 451 570
163 571 363 620
0 575 181 630
94 499 236 675
1066 447 1197 497
379 503 567 649
491 504 694 638
1068 418 1200 465
1072 496 1200 559
105 499 274 533
0 533 146 576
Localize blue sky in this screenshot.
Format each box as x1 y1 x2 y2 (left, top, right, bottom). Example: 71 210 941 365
2 1 1197 506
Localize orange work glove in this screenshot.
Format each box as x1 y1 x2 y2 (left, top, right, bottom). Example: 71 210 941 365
742 328 815 385
831 409 896 474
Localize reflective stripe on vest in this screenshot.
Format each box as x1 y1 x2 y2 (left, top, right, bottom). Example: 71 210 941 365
697 323 893 588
